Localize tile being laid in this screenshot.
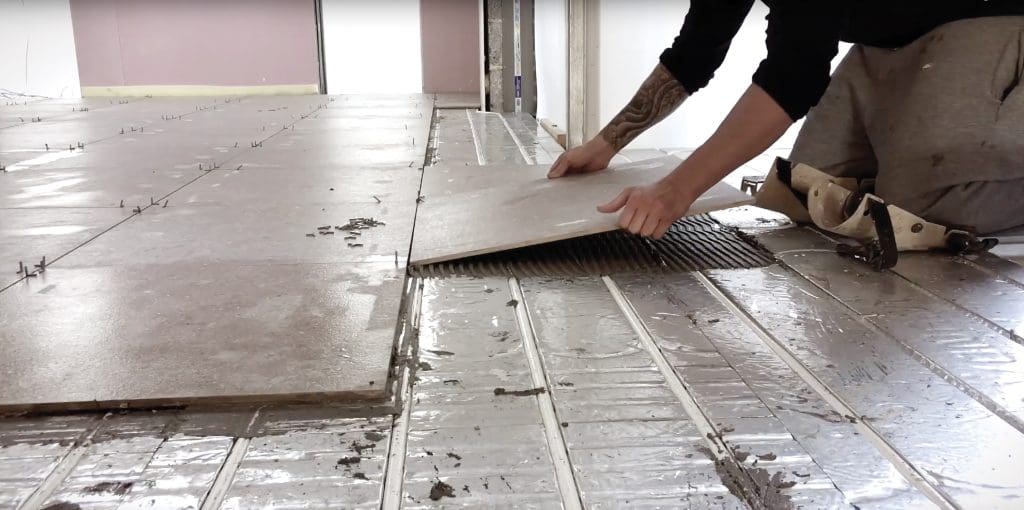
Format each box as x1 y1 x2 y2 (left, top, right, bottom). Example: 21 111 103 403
0 261 402 412
411 156 753 265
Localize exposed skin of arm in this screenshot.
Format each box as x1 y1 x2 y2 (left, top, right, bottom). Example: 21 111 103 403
598 84 793 238
547 59 795 239
598 63 690 153
547 63 689 178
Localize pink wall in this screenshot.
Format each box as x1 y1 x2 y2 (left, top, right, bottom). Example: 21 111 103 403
420 0 480 93
70 0 319 88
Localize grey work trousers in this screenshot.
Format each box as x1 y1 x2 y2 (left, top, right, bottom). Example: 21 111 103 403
790 17 1024 234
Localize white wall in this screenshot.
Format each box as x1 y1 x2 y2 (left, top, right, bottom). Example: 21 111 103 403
322 0 423 94
534 0 568 129
597 0 688 149
551 0 850 150
0 0 81 98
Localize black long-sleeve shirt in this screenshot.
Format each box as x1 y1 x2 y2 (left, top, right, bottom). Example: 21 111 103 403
660 1 1024 120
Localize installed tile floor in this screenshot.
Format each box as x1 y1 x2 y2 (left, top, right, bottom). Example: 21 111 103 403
1 97 1023 509
0 95 431 410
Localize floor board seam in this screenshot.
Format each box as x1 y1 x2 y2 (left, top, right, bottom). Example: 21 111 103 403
380 279 423 510
807 228 1024 345
604 275 783 510
774 256 1024 435
692 270 956 509
958 255 1024 289
17 414 107 510
889 268 1024 345
967 253 1024 287
198 436 251 510
493 112 533 164
508 276 584 510
403 107 441 272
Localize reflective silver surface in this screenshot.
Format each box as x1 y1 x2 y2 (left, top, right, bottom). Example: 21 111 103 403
705 265 1024 508
892 253 1024 340
221 418 392 509
3 96 1022 509
521 276 749 508
615 272 932 509
404 277 563 508
758 228 1024 426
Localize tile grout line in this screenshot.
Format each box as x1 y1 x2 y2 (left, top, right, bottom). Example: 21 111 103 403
4 96 228 158
404 104 440 270
602 276 772 509
380 279 423 510
507 276 584 510
18 413 110 510
17 100 331 280
692 270 957 510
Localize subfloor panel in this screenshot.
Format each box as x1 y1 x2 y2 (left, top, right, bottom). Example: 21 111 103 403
0 262 402 411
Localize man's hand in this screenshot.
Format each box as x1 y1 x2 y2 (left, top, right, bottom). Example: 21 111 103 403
596 84 794 239
549 63 688 179
548 138 617 179
597 179 695 239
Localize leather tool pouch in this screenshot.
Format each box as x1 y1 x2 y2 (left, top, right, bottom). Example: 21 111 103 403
754 158 998 270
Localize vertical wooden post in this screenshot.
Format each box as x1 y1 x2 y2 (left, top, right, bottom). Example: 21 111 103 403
479 0 487 110
567 0 599 148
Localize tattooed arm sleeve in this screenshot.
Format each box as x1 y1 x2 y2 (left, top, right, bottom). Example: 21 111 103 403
599 63 689 152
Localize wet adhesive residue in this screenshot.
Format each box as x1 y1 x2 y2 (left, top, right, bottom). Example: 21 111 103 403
429 480 456 500
413 214 774 278
492 387 546 397
701 444 796 510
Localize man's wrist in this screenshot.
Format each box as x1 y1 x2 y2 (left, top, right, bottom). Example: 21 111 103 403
587 136 617 160
661 166 700 205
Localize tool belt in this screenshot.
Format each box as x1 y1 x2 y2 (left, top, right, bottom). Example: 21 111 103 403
754 157 998 270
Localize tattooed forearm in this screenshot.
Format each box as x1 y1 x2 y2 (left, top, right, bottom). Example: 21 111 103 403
599 64 689 151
